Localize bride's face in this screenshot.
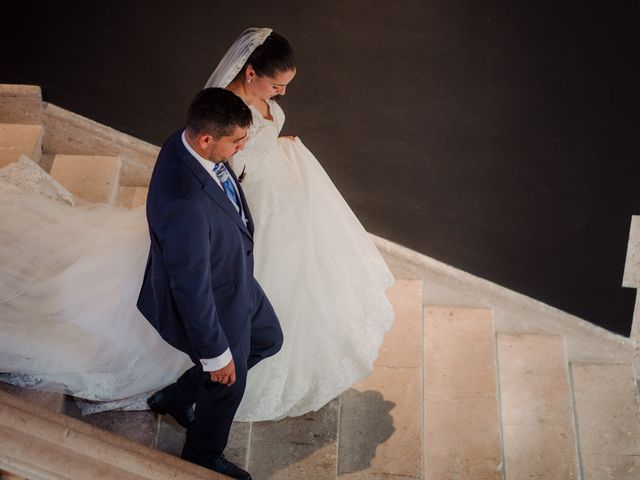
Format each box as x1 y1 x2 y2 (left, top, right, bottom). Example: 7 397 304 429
246 66 297 100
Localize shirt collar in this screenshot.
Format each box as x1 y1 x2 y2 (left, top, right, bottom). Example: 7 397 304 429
181 130 223 189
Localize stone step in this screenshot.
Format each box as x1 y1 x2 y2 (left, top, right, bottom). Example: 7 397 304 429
116 185 148 208
0 390 225 480
249 399 340 479
50 154 121 204
571 362 640 480
497 333 579 479
0 84 43 125
423 307 502 480
119 160 153 187
63 395 157 448
338 279 423 479
156 401 339 480
0 382 64 414
0 382 64 412
0 123 43 168
375 279 423 369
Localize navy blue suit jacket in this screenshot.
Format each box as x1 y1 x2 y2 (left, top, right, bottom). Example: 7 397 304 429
137 129 268 362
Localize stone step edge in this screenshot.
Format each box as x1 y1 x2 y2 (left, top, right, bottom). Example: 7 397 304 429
0 391 225 480
43 103 159 162
0 123 44 167
0 84 42 99
372 233 634 366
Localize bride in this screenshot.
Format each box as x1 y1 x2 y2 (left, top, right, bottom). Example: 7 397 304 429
0 27 395 421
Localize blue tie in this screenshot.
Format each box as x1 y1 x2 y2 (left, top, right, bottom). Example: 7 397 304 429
212 163 240 211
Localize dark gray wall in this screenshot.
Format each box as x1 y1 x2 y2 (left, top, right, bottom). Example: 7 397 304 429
3 1 639 335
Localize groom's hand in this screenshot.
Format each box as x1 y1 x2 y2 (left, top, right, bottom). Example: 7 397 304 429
209 358 236 386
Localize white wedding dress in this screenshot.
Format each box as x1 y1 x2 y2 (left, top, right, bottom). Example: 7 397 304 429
230 100 394 420
0 99 395 420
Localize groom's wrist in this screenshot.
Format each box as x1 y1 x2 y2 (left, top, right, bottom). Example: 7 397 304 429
200 348 232 371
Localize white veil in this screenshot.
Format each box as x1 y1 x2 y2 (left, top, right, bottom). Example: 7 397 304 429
204 27 273 89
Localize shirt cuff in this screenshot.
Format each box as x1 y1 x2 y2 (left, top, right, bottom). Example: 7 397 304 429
200 348 232 372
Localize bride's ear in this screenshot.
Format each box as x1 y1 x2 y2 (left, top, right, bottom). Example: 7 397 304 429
245 65 256 83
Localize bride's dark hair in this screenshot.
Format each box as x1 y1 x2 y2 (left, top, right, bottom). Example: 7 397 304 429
243 31 296 78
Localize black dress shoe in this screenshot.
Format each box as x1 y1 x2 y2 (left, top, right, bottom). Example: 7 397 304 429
147 390 194 428
182 452 251 480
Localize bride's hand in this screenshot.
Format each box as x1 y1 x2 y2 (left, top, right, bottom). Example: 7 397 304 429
279 135 297 141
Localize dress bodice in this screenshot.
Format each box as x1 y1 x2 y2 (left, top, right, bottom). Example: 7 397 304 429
229 99 285 187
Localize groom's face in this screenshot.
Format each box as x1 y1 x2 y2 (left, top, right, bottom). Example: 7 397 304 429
202 126 249 163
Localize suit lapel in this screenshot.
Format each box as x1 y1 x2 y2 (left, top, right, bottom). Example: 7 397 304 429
202 181 253 239
176 133 253 239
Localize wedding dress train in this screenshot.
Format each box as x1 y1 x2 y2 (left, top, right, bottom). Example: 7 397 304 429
0 156 192 401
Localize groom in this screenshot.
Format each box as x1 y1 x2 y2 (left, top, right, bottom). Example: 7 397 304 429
137 88 283 480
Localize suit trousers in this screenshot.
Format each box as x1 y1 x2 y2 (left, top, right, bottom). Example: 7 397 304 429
162 288 283 458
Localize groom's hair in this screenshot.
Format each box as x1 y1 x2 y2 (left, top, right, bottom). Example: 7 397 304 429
185 88 252 139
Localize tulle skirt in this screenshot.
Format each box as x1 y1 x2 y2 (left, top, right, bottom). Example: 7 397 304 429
0 139 394 420
0 179 192 401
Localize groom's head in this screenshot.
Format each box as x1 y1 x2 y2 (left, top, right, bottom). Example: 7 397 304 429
185 88 252 163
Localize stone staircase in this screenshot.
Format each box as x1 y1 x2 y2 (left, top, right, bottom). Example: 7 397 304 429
1 84 639 479
0 123 43 168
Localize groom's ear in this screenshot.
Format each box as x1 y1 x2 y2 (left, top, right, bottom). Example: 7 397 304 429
198 133 214 149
